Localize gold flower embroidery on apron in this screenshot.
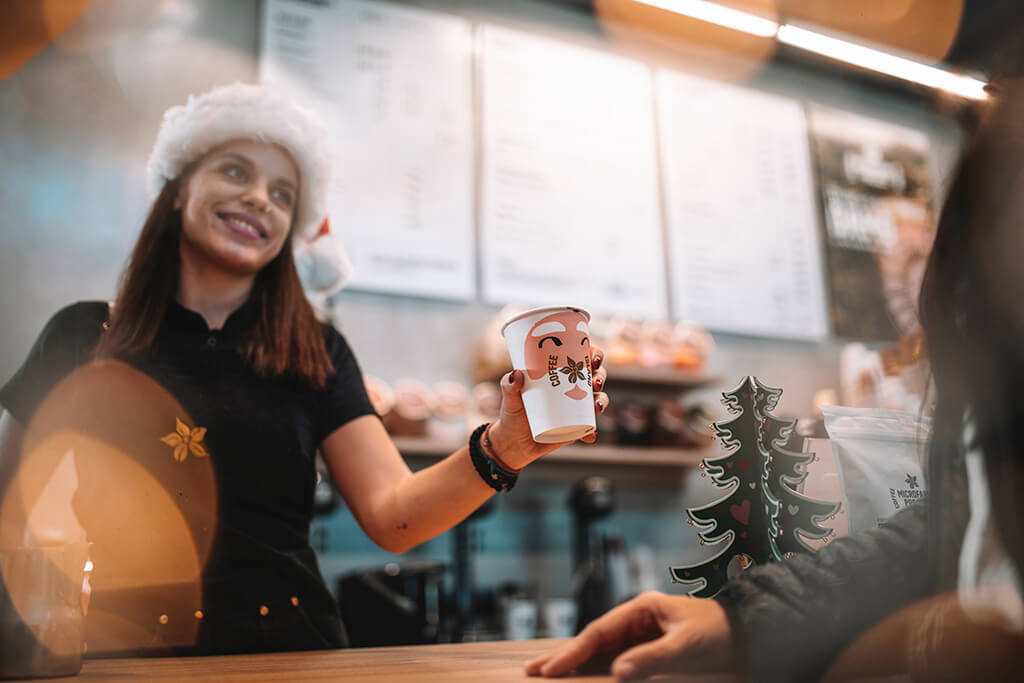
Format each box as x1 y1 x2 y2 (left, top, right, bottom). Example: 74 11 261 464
159 417 210 462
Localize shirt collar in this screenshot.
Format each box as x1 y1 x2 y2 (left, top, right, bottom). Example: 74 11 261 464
164 295 261 346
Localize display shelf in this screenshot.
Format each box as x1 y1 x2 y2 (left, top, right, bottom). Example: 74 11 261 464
606 364 719 388
391 436 714 468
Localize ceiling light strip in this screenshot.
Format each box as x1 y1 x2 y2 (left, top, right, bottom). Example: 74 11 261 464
635 0 779 38
776 24 988 100
632 1 988 99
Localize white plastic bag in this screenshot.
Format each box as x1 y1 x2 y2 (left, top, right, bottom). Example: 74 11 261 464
822 406 930 534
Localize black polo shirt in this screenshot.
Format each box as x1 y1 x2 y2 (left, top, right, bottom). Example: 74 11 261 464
0 299 375 655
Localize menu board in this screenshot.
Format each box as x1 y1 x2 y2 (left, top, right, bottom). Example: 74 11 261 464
479 26 667 318
656 70 827 340
807 107 936 341
261 0 475 300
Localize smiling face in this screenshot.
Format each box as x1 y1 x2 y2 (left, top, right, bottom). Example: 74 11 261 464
175 139 299 276
524 310 592 401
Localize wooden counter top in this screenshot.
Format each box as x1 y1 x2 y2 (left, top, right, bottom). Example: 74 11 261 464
71 639 741 682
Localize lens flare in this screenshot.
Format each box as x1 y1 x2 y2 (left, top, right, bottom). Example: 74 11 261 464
1 360 219 653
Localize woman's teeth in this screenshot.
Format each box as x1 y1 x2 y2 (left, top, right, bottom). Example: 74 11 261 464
224 217 261 238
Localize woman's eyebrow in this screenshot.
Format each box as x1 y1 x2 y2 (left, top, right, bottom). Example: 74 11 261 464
215 152 254 167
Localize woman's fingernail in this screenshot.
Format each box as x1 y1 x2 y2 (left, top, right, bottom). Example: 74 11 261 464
593 354 603 370
595 378 603 390
508 370 518 384
596 399 606 413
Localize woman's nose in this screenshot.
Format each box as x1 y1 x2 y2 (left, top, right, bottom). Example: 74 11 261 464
241 183 271 211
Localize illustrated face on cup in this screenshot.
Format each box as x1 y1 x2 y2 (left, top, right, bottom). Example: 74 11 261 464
524 311 592 401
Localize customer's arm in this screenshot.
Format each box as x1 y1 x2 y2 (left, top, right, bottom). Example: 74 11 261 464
528 501 932 682
716 501 931 683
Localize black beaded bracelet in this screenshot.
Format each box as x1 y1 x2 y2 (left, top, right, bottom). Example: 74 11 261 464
468 423 519 493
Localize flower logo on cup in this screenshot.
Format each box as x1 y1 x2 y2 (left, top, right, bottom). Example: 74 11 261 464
560 357 588 384
524 310 591 401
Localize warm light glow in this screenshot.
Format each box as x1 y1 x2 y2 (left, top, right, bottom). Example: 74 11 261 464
777 24 988 100
0 360 219 653
634 0 779 37
628 1 987 100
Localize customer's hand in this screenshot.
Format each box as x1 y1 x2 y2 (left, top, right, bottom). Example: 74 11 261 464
525 592 739 681
487 344 608 471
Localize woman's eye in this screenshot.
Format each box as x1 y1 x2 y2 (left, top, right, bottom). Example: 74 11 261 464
222 165 246 180
271 188 295 207
538 336 563 349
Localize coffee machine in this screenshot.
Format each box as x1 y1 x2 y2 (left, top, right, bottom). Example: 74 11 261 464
569 476 615 631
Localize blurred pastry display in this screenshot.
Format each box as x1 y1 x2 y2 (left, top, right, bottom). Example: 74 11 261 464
672 323 715 371
678 403 716 448
364 375 394 421
651 400 715 448
592 315 715 375
639 320 674 369
605 317 642 367
473 305 522 383
468 381 502 428
429 381 470 442
373 309 716 454
383 379 434 438
650 399 687 447
615 401 651 447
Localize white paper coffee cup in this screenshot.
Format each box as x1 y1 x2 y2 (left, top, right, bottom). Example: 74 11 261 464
501 305 596 444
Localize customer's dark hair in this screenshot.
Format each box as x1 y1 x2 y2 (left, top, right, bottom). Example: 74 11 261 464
918 78 1024 586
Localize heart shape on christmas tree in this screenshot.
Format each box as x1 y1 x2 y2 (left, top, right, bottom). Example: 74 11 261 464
730 499 750 525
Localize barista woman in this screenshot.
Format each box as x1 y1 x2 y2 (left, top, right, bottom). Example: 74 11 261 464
0 83 609 656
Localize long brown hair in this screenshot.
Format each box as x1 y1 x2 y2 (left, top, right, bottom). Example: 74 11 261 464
918 79 1024 588
94 175 333 389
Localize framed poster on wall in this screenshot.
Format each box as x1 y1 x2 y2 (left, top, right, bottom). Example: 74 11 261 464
479 26 667 318
656 70 827 340
261 0 475 300
807 106 936 341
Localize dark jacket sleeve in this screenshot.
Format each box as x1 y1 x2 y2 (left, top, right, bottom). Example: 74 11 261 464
714 501 931 683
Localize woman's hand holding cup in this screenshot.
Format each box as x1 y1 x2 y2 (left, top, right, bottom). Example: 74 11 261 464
487 305 609 471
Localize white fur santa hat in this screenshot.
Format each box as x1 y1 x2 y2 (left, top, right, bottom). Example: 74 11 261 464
146 82 352 296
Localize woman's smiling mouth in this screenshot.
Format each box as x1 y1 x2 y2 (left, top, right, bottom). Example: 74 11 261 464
219 212 267 239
